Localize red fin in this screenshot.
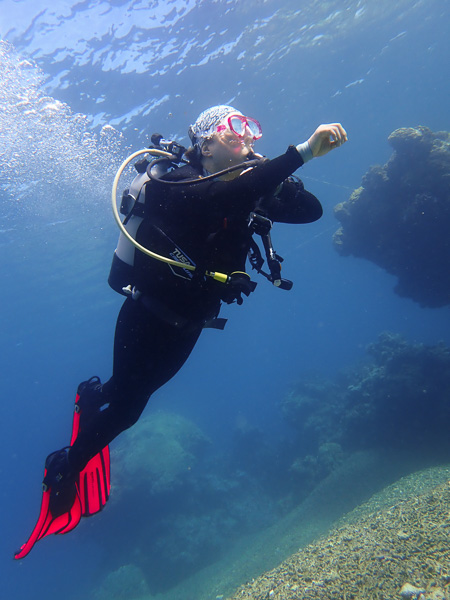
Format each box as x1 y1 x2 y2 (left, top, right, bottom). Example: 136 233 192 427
15 385 110 560
77 445 111 516
14 470 82 560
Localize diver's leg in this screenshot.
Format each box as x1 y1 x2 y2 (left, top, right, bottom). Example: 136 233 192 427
68 297 203 472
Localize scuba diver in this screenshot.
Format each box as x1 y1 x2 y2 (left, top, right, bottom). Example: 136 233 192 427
14 105 347 559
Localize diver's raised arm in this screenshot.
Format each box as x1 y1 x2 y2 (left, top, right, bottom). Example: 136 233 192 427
296 123 348 161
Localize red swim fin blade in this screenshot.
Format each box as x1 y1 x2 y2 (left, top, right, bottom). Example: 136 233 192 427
14 381 110 560
14 470 82 560
77 444 111 516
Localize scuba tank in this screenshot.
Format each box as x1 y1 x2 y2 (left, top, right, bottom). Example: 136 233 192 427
108 164 148 295
108 137 190 296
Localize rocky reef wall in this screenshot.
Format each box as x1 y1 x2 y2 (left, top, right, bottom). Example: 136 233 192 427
334 127 450 307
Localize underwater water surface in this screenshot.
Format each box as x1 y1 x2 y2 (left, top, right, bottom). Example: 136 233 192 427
1 1 449 599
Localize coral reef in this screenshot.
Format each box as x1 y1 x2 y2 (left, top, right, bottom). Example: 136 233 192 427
290 442 346 493
282 332 450 489
281 379 342 453
343 332 450 450
93 564 150 600
333 126 450 307
113 410 211 495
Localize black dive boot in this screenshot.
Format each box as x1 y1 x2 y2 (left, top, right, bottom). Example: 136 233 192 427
76 376 106 432
43 447 78 517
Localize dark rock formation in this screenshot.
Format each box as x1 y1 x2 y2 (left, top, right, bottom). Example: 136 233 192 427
333 126 450 307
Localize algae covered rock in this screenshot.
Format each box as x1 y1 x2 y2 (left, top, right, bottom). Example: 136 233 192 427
113 411 210 495
93 563 151 600
282 332 450 455
333 126 450 307
290 442 346 492
342 332 450 450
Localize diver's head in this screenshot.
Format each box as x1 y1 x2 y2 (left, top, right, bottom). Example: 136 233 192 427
187 105 262 176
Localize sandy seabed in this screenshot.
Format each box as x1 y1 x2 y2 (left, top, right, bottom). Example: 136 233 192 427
226 466 450 600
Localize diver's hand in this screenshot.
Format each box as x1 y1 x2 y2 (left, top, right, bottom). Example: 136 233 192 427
307 123 348 157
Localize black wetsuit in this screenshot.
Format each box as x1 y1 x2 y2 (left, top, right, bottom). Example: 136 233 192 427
69 146 322 472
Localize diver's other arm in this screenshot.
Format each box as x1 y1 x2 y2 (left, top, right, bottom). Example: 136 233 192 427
296 123 348 161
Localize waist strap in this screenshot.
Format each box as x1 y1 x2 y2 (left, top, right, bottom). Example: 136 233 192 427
131 289 226 331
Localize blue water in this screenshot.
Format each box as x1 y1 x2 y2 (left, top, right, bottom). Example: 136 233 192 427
1 1 449 598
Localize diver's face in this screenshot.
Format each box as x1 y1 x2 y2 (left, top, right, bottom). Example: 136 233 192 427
202 128 254 172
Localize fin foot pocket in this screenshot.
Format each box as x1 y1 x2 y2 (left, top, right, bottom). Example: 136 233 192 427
43 447 77 517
